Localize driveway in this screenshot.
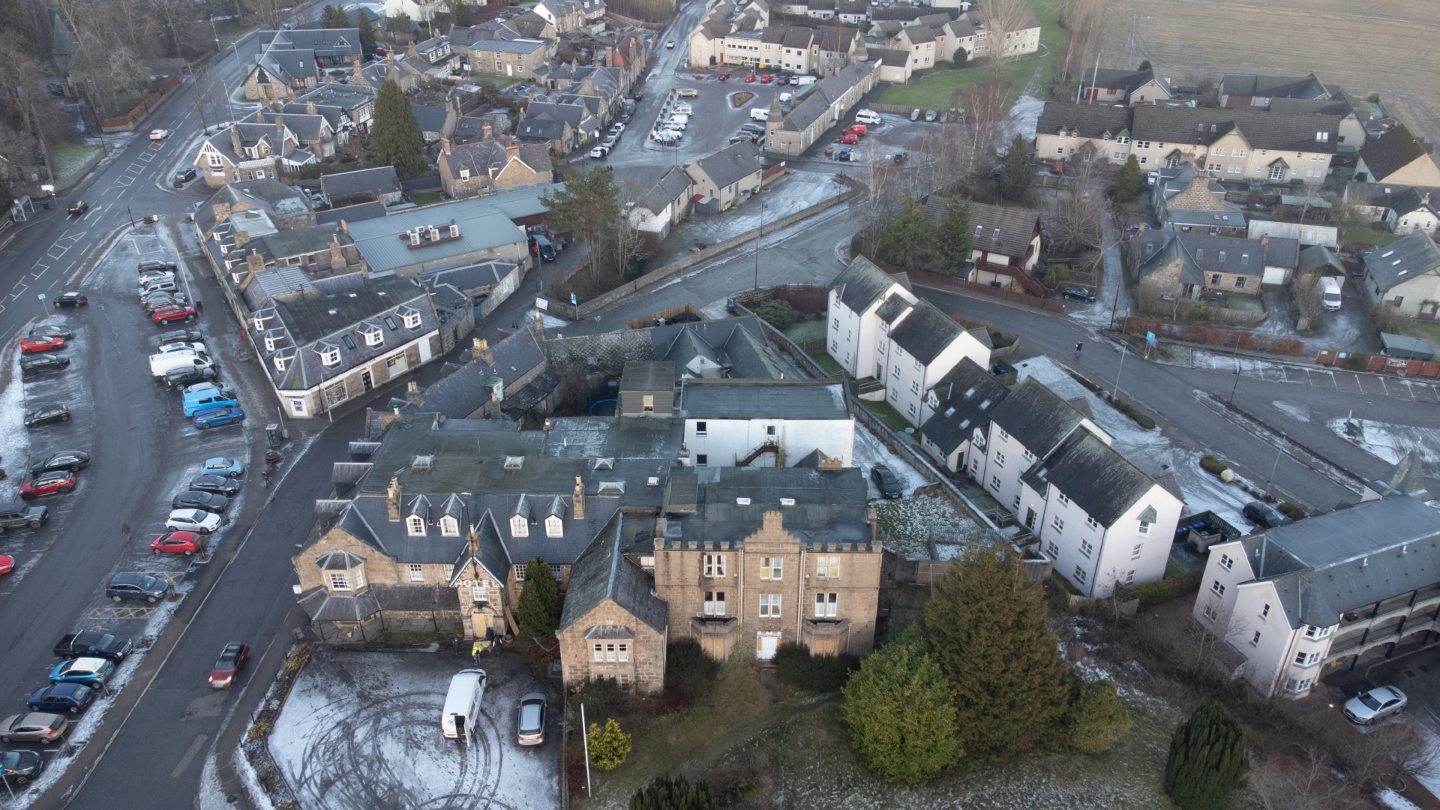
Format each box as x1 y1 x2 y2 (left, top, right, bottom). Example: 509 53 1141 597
269 647 560 809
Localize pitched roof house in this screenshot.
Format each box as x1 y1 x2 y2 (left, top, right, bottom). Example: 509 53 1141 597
1356 125 1440 187
923 197 1044 292
437 138 553 199
1137 230 1300 300
685 142 762 210
629 166 694 242
321 166 403 207
1079 67 1173 105
193 122 307 189
1360 230 1440 319
1218 73 1328 108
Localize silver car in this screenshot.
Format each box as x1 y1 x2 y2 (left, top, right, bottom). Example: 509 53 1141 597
516 692 546 746
1343 685 1407 725
0 713 69 744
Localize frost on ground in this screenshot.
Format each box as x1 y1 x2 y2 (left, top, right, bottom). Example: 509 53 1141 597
874 494 986 560
1377 787 1424 810
1328 417 1440 467
850 423 927 495
1272 400 1312 423
1007 94 1044 141
659 172 846 260
0 352 30 500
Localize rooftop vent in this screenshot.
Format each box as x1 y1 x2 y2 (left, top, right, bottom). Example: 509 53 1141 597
411 454 434 471
503 455 524 470
779 497 796 507
735 497 751 506
646 476 660 487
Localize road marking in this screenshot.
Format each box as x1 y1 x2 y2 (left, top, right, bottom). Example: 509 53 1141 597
172 733 209 778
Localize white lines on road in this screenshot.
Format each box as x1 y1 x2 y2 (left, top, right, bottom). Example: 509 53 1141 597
172 733 209 778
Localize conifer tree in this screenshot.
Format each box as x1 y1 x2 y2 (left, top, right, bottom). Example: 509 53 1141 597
933 196 971 276
1164 704 1247 810
371 80 426 178
629 775 717 810
516 557 560 638
840 639 960 783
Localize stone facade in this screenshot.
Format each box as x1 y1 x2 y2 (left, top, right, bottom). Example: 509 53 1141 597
556 598 667 692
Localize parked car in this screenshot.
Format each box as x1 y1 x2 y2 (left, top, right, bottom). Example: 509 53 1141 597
846 124 868 136
48 657 116 687
151 305 198 324
200 457 245 478
208 642 250 688
910 108 921 120
924 109 938 122
193 405 244 430
29 325 74 340
0 502 47 532
855 109 881 125
743 72 756 83
837 133 858 145
665 40 675 48
516 692 546 745
678 88 699 98
105 572 171 603
166 508 223 534
20 471 77 500
142 293 185 313
150 530 204 556
0 555 12 574
0 750 43 785
154 328 202 347
189 474 242 496
19 336 65 353
870 464 903 499
53 292 87 308
137 261 178 274
175 167 198 184
600 135 618 149
171 491 229 514
52 630 131 662
24 404 71 428
1242 501 1291 529
740 122 766 134
0 713 69 744
759 73 773 83
588 145 609 159
29 451 90 476
27 683 96 715
1058 283 1096 303
20 355 70 377
66 201 88 217
162 366 218 389
835 147 852 161
1343 685 1407 725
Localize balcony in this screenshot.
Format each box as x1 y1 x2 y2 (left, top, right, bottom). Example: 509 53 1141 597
1326 617 1439 663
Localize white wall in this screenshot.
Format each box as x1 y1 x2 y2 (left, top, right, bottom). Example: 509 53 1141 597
684 417 855 467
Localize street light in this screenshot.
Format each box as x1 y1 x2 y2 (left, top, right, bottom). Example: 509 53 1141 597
752 198 767 291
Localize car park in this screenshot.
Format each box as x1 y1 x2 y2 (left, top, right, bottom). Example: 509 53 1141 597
0 713 69 744
208 642 250 688
151 531 204 556
870 464 903 499
0 750 42 785
105 572 171 603
151 305 198 324
201 457 245 478
27 683 96 715
29 451 90 475
166 508 222 534
193 405 245 430
148 129 170 140
54 291 88 308
1343 685 1407 724
517 692 546 745
20 471 77 500
20 354 71 377
171 491 229 514
1058 283 1096 303
66 201 89 217
1242 501 1290 529
24 404 71 428
190 474 242 496
48 657 116 687
20 336 65 353
0 502 48 532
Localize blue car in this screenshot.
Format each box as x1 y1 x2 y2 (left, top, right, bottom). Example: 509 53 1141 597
193 406 244 430
27 683 96 714
200 457 245 478
48 657 116 687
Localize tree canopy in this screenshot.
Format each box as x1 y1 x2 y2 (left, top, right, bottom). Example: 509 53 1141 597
370 80 427 178
516 556 561 638
999 134 1033 202
320 4 348 28
873 196 933 269
1109 154 1143 203
841 639 960 783
540 167 621 279
933 196 971 276
1164 704 1247 810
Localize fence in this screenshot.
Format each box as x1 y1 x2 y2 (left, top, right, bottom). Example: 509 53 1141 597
1315 349 1440 379
575 175 862 317
100 73 181 132
1122 316 1304 355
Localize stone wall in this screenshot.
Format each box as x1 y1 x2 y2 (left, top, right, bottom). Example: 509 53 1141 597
556 599 666 693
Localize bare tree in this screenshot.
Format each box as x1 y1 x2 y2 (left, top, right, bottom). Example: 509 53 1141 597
1058 0 1104 85
241 0 285 30
973 0 1034 78
1046 154 1109 256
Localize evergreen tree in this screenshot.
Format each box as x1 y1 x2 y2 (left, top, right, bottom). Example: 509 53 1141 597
1164 704 1247 810
920 546 1070 755
999 134 1034 202
392 11 413 38
516 556 561 638
873 196 933 269
370 80 427 178
541 167 620 279
588 718 632 771
933 196 971 276
840 640 960 783
629 774 718 810
1065 678 1132 754
1138 59 1152 72
449 0 473 26
321 4 349 28
0 179 12 221
356 12 376 55
1109 154 1143 203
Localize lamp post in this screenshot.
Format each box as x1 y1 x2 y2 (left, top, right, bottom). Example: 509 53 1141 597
752 199 767 291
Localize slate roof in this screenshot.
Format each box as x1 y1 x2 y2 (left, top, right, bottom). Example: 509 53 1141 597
1220 73 1327 101
281 101 348 132
987 378 1087 457
870 48 909 68
888 299 962 364
1083 67 1161 94
1267 97 1353 117
925 197 1039 260
830 255 905 313
411 103 448 136
559 514 668 634
919 358 1008 455
1131 106 1340 154
1021 430 1166 527
1234 495 1440 628
441 140 550 183
688 141 761 191
1363 231 1440 292
1359 125 1431 182
1138 231 1298 283
316 201 387 225
518 99 587 140
620 360 675 392
420 259 519 294
322 166 402 201
660 467 873 549
637 166 692 216
415 327 546 418
1298 244 1345 274
900 25 935 44
655 319 783 381
681 380 849 420
345 192 542 274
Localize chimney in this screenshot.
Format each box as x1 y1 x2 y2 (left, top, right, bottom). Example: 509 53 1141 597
351 54 364 82
482 119 493 139
306 100 317 115
473 337 494 364
254 109 264 123
572 475 585 520
234 230 250 247
212 202 233 224
329 234 345 268
246 249 266 275
386 475 401 521
440 135 452 155
406 381 422 404
338 218 349 235
406 40 419 59
229 126 242 155
504 141 520 160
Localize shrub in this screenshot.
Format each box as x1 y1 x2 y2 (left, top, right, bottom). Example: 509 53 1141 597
629 774 718 810
773 643 855 693
247 721 274 741
516 557 560 638
1042 263 1069 288
952 50 968 68
664 639 718 705
1165 704 1247 810
1065 678 1131 754
1276 502 1306 520
841 640 959 782
570 677 629 722
1199 455 1228 476
588 718 633 771
1117 401 1156 429
1133 571 1203 608
989 329 1015 349
755 299 795 330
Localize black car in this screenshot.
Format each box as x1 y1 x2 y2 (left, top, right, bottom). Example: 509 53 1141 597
174 167 198 184
870 464 904 499
66 201 88 217
20 355 70 377
24 404 71 428
162 366 218 389
171 490 229 514
154 328 202 347
29 325 75 340
0 750 43 785
189 475 241 497
1058 283 1097 303
1242 501 1291 529
29 451 90 475
137 261 178 274
142 293 186 312
104 573 170 604
54 292 88 308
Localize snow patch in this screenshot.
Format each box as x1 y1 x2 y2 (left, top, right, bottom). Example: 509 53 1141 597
1377 788 1423 810
1328 418 1440 467
1272 400 1311 423
850 424 926 495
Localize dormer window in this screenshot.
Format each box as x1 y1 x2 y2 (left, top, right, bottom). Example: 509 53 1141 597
406 515 425 536
510 514 529 537
362 326 383 347
274 355 288 372
320 345 341 366
545 515 563 537
402 310 423 329
459 168 471 180
440 515 459 536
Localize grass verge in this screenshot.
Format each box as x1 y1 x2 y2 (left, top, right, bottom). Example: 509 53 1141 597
409 190 442 207
860 399 911 432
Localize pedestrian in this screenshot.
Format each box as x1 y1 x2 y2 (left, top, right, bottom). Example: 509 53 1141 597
1074 341 1083 357
471 640 484 666
451 635 461 656
195 299 204 313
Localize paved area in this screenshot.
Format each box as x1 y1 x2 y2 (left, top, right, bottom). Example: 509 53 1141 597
269 647 560 810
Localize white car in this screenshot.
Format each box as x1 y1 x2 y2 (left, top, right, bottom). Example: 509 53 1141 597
672 103 693 115
149 129 170 140
666 40 675 49
609 122 626 135
589 145 609 159
601 135 618 149
1343 686 1408 725
166 508 223 534
157 341 208 355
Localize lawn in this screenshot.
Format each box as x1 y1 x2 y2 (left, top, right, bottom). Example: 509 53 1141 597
1341 225 1401 249
784 319 845 378
860 399 911 432
1377 317 1440 346
877 0 1064 109
409 190 442 207
48 142 103 184
470 72 520 91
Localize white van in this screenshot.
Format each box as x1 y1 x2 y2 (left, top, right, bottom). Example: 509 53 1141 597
441 668 488 739
795 76 816 87
854 109 881 125
779 92 792 105
149 349 214 378
1320 276 1343 311
749 107 770 122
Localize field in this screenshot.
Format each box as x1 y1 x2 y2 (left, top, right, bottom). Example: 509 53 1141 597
1098 0 1440 143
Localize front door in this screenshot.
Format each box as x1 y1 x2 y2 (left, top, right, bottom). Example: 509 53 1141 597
1025 507 1036 529
757 632 781 660
361 371 373 391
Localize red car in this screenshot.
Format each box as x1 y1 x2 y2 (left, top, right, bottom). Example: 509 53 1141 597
759 73 773 83
151 531 203 556
838 133 859 145
20 471 76 500
0 555 13 575
19 336 65 353
151 305 197 324
743 73 756 83
209 642 250 688
846 124 868 136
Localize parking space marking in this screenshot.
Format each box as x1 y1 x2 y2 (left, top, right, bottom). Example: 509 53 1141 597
85 605 156 621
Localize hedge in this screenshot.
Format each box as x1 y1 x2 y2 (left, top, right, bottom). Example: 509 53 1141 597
1199 456 1228 476
1134 570 1203 608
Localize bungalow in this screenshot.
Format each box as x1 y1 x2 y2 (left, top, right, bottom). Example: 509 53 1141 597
685 142 763 211
1079 67 1174 106
629 166 694 244
1136 231 1300 302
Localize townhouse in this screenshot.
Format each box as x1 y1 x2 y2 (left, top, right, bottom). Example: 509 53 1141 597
917 357 1008 473
764 60 880 157
437 138 553 199
680 379 854 468
1192 494 1440 698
